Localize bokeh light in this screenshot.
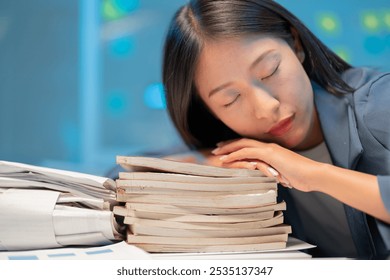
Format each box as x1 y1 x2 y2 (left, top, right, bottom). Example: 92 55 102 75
334 47 351 63
110 36 135 57
106 91 127 117
102 0 139 21
384 11 390 29
318 13 341 34
362 12 380 31
143 83 166 110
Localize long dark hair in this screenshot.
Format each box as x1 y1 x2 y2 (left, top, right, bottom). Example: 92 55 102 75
163 0 353 149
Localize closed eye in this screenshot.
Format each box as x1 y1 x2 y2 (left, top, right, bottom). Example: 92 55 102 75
261 64 279 80
223 94 240 108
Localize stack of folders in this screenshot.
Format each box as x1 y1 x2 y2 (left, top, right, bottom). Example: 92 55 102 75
0 161 124 251
114 156 292 253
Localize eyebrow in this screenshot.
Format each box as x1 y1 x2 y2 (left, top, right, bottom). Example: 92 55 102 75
249 49 275 71
208 82 234 98
208 49 276 98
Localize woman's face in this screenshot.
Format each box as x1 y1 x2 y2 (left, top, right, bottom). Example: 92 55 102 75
194 35 322 150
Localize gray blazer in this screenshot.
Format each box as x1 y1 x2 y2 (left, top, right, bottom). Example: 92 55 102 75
314 67 390 258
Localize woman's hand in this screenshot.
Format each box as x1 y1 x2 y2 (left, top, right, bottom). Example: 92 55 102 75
162 149 256 169
211 138 323 192
165 140 390 221
199 149 260 170
206 138 390 223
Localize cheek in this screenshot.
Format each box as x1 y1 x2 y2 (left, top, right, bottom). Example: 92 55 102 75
218 111 254 136
219 113 243 130
279 74 312 111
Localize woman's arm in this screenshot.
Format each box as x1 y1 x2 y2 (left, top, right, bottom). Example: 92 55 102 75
314 163 390 224
212 138 390 224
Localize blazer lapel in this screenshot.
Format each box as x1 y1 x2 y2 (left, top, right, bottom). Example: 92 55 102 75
313 84 377 258
313 84 363 169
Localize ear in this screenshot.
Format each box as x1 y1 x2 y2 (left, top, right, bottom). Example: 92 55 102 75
290 27 305 63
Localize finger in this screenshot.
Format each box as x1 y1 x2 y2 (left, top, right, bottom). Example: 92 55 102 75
253 162 292 188
221 160 258 170
219 147 274 165
280 175 293 188
255 161 292 187
280 182 293 189
254 161 279 178
212 138 261 155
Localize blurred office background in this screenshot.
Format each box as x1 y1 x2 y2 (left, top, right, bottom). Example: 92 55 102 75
0 0 389 176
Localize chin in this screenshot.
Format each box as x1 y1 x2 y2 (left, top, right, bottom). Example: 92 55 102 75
279 135 304 150
282 141 299 150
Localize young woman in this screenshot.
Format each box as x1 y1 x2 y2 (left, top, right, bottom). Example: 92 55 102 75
162 0 390 259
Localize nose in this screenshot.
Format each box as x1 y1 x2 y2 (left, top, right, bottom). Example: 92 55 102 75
251 87 280 120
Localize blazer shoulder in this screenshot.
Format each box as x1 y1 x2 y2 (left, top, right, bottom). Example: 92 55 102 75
350 70 390 149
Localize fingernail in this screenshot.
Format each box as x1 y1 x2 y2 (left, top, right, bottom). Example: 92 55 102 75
249 162 257 166
281 175 291 186
219 155 228 161
267 167 279 177
211 147 220 154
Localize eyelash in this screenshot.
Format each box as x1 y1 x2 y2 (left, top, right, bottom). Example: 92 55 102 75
222 64 280 108
261 64 280 80
224 94 240 108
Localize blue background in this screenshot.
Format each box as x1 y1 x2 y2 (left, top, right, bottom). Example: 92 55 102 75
0 0 389 175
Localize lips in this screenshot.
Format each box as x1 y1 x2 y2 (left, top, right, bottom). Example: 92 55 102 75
267 115 294 137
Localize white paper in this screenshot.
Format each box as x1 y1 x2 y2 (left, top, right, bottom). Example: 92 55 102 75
56 193 107 209
0 160 113 185
0 238 314 260
0 177 107 203
0 189 122 251
0 189 60 250
151 237 315 260
0 160 116 192
0 241 151 260
55 233 113 247
53 205 115 239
